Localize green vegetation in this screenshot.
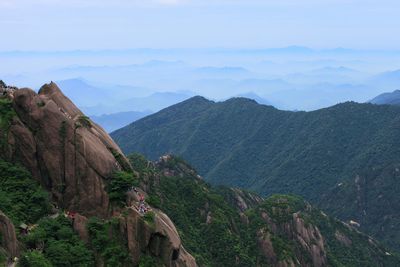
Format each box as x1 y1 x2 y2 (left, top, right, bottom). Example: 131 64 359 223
138 255 161 267
19 250 52 267
0 159 51 225
129 154 400 267
77 115 92 128
22 216 94 267
261 194 308 223
86 217 130 266
247 194 400 267
128 153 151 174
0 158 95 266
36 101 46 108
0 159 130 267
1 90 399 266
107 171 138 205
0 249 7 266
109 147 132 172
0 98 15 150
145 195 161 208
112 96 400 251
143 211 155 226
148 172 255 266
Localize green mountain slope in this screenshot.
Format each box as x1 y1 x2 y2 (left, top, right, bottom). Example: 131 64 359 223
2 82 400 266
129 154 400 267
112 96 400 251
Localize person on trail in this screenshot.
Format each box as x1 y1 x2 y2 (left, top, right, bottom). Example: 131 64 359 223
139 194 145 203
67 211 76 223
129 186 138 193
139 203 146 213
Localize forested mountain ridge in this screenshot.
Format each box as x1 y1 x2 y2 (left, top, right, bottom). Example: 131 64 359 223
112 96 400 251
127 153 400 267
1 81 400 266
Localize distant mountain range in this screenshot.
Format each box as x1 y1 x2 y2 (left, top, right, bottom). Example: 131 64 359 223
56 78 195 115
90 111 151 132
235 92 272 105
4 46 400 112
56 78 112 107
369 89 400 106
51 62 399 111
112 96 400 252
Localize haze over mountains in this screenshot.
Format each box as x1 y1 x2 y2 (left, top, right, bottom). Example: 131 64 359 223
2 47 400 116
112 95 400 252
90 111 151 132
3 0 400 265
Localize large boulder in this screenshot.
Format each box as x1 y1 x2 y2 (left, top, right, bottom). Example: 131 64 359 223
0 211 19 260
6 82 131 217
119 208 197 267
2 82 197 266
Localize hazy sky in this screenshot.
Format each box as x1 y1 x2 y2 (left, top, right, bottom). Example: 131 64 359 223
1 0 399 51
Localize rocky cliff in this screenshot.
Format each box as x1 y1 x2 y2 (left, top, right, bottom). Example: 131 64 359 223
0 211 19 263
0 82 197 267
6 82 132 217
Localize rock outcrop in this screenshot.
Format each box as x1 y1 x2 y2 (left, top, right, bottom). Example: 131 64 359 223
120 208 196 267
5 82 131 217
254 197 327 267
1 82 197 266
224 188 264 212
0 211 19 260
291 212 326 267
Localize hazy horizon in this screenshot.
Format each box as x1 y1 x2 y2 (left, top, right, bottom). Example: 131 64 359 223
2 46 400 53
2 0 400 115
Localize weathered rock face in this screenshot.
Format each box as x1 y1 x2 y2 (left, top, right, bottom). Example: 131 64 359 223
335 230 352 247
257 209 327 267
0 211 19 259
5 82 132 217
2 83 197 266
229 188 264 213
291 212 326 267
119 208 197 267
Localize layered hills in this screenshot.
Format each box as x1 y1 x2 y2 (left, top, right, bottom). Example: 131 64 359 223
112 96 400 251
1 81 399 266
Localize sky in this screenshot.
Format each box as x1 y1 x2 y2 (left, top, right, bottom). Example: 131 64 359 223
1 0 400 51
